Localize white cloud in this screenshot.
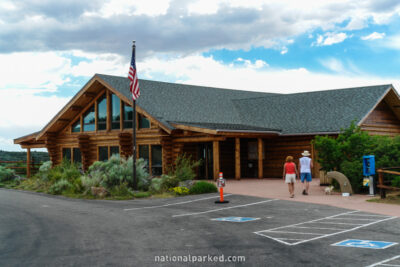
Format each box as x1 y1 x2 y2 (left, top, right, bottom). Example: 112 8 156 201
316 32 348 46
281 47 288 55
361 32 386 40
320 58 345 73
140 54 400 94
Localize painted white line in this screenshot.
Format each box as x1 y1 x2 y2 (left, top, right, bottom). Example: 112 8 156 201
255 211 397 246
295 226 346 231
266 230 324 235
365 255 400 267
342 214 392 218
380 264 400 266
124 194 233 211
328 217 384 221
279 238 304 241
314 222 364 225
172 199 278 217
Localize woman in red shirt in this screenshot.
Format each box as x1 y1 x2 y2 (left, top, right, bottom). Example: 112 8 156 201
282 156 299 198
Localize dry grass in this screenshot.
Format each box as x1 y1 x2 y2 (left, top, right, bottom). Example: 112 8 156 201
367 192 400 205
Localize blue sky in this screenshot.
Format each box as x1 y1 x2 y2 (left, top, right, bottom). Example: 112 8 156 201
1 0 400 151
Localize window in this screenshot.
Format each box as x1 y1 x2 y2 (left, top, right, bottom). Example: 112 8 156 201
151 145 162 176
97 93 107 131
98 146 108 161
139 145 149 170
83 105 95 132
111 94 120 130
123 103 133 129
62 148 71 161
73 148 81 163
110 146 120 157
72 119 81 133
138 114 150 129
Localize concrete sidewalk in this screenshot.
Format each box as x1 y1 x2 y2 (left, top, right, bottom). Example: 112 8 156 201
223 178 400 217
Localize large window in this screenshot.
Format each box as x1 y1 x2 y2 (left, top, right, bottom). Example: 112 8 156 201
99 146 120 161
98 146 108 161
73 148 82 163
62 148 71 161
72 119 81 133
83 105 95 132
151 145 162 176
138 114 150 129
139 145 149 171
138 145 162 176
123 103 133 129
111 94 120 130
97 93 107 131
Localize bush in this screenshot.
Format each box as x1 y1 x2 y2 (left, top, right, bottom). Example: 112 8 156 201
168 154 201 181
313 122 400 193
108 183 134 198
161 175 180 190
134 191 152 198
171 186 189 196
149 178 163 193
48 179 72 195
392 176 400 188
87 155 150 191
189 181 218 194
0 166 16 182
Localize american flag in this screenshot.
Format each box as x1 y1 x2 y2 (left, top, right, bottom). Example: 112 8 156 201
128 47 140 100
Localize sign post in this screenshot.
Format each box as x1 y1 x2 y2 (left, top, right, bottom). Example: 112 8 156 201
363 155 376 196
215 172 229 204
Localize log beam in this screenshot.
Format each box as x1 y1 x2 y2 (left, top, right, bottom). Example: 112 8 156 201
213 141 220 180
26 148 31 178
258 138 263 179
235 138 241 180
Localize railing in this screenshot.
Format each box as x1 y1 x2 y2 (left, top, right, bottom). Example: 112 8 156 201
0 160 41 177
377 167 400 199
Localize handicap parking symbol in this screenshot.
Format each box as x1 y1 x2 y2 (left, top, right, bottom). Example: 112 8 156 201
332 239 398 249
211 217 260 223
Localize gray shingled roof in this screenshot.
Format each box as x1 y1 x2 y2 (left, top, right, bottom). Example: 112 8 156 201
97 74 392 135
170 121 281 132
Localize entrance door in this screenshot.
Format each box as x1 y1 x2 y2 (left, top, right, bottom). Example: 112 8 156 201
198 143 213 179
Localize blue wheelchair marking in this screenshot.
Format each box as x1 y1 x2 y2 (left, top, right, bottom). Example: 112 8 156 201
212 217 260 222
332 239 398 249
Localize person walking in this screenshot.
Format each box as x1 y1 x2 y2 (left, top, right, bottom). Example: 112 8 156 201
299 150 313 195
283 156 298 198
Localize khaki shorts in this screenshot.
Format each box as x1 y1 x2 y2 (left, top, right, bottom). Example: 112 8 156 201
285 174 296 184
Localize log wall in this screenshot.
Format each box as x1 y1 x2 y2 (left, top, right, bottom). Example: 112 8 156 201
361 100 400 136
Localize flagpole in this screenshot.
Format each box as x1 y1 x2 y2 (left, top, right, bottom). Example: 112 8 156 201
132 41 137 191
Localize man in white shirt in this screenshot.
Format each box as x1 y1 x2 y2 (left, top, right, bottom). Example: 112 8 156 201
299 150 313 195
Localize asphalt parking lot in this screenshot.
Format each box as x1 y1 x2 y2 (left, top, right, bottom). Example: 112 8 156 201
0 189 399 266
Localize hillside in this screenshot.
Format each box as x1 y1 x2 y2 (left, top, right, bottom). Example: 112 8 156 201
0 150 49 163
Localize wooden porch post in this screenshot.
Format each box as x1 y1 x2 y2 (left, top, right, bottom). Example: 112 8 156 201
235 138 241 180
258 138 263 179
26 148 31 178
213 141 220 180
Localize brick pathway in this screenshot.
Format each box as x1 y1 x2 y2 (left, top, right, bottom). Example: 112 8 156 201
223 178 400 217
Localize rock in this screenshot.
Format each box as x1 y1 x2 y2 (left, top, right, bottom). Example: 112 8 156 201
178 180 195 189
91 186 108 197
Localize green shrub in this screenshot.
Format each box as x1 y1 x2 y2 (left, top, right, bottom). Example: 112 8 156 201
392 176 400 188
189 181 218 194
149 178 163 193
39 161 52 172
133 191 152 198
0 166 16 182
168 154 201 181
48 179 72 195
108 183 134 198
161 174 180 190
87 155 150 191
81 171 105 191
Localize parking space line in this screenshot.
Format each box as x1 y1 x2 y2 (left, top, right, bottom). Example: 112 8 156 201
172 199 278 217
366 255 400 267
295 226 346 231
315 222 364 225
124 194 233 211
264 230 324 235
329 217 383 221
255 211 396 246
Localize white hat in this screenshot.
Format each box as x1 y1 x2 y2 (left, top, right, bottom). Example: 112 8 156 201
302 150 311 157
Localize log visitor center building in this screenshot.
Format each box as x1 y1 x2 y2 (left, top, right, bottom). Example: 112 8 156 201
14 74 400 179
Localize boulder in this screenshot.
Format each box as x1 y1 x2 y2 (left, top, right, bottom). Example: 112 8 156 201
91 186 108 198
